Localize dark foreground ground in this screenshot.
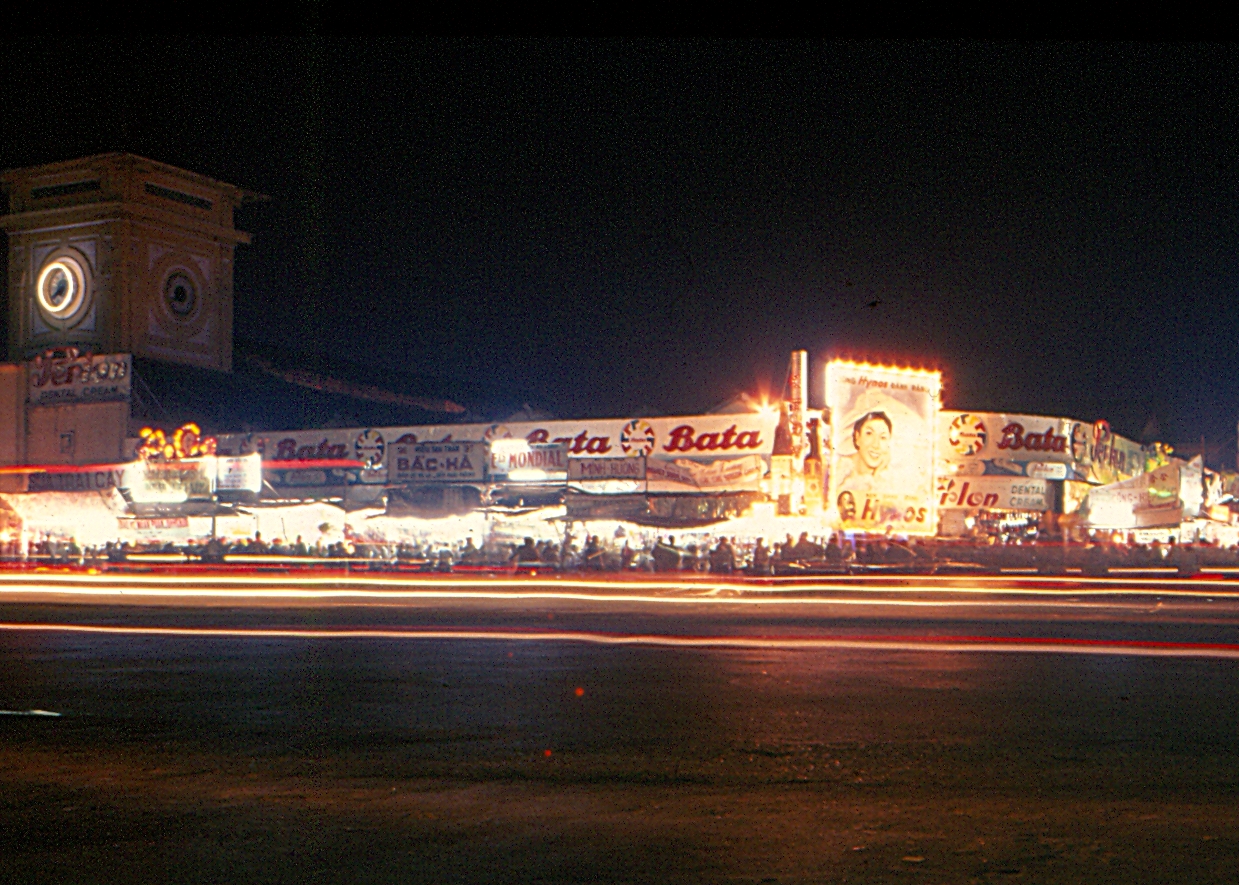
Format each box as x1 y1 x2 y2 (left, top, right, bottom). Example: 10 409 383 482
1 590 1239 883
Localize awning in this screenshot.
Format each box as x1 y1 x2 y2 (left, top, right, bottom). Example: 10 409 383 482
0 489 129 546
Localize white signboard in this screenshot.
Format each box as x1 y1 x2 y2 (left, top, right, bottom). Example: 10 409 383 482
1084 457 1202 529
487 441 568 482
216 453 263 493
826 361 940 535
935 475 1051 511
939 411 1080 467
214 412 779 490
645 455 764 492
384 413 778 461
1025 462 1068 481
123 458 215 503
938 411 1147 485
568 457 646 481
390 436 485 483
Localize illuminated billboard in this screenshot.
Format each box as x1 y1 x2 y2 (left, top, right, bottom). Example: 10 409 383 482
937 411 1148 486
826 361 941 535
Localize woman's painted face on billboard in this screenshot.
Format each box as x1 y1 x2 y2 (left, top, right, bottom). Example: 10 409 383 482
854 415 892 472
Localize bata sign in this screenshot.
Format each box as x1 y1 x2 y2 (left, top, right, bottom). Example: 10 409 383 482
211 413 778 489
940 412 1076 463
387 414 778 461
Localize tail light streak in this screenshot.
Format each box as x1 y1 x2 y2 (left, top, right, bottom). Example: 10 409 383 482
0 621 1237 660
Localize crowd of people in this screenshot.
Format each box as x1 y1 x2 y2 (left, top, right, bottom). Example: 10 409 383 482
7 528 1237 577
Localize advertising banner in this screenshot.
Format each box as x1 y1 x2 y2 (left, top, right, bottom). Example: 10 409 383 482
826 361 940 534
117 516 191 542
568 457 647 481
383 413 779 462
938 412 1147 485
27 466 127 493
1083 457 1202 529
123 458 215 503
216 453 263 493
938 411 1080 473
214 412 779 492
27 352 131 406
1086 421 1146 485
487 442 568 482
390 436 484 483
214 428 384 488
786 350 807 459
645 454 764 492
935 475 1051 512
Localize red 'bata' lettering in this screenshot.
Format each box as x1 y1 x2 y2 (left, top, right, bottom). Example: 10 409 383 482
275 438 348 460
997 423 1066 454
525 428 612 455
663 424 761 453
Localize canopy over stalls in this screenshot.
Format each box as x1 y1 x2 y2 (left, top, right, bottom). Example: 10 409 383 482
1081 457 1203 530
0 489 128 546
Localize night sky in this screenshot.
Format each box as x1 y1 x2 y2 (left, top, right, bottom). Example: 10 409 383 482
3 40 1239 454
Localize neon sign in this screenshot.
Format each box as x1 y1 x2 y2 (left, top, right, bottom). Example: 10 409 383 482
136 423 218 461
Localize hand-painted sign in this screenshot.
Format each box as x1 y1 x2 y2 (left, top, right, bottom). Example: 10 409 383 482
27 351 131 405
392 438 484 483
568 456 647 481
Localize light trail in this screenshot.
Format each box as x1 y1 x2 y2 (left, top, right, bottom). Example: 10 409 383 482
2 621 1239 659
0 580 1218 613
3 569 1239 602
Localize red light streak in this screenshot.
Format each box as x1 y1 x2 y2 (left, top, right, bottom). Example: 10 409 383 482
3 570 1239 603
1 622 1238 659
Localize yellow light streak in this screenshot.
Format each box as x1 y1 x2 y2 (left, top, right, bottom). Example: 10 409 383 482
1 571 1239 603
1 622 1237 659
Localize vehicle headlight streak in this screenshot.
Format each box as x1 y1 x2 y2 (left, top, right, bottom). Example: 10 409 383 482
4 573 1239 658
2 571 1239 602
0 621 1238 660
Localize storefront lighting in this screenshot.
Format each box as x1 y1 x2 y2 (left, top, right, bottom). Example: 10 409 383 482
489 438 531 457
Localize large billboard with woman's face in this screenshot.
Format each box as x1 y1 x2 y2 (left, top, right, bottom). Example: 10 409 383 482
826 361 941 535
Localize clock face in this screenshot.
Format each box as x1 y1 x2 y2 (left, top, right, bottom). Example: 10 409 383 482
36 256 88 322
164 272 197 318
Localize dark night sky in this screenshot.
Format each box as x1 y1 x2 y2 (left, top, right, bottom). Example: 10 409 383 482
3 39 1239 451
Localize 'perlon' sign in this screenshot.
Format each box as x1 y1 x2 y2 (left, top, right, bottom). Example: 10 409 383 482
27 351 131 406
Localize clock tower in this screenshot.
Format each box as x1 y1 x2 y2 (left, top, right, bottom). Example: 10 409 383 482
1 153 262 371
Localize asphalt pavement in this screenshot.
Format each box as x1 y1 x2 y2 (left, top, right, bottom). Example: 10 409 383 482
2 572 1239 883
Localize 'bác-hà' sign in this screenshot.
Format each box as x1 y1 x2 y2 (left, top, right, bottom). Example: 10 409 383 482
391 437 485 483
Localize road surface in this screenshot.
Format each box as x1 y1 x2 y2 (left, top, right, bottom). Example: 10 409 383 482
1 570 1238 883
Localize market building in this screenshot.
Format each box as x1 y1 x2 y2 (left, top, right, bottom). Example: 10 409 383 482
1 153 1235 553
